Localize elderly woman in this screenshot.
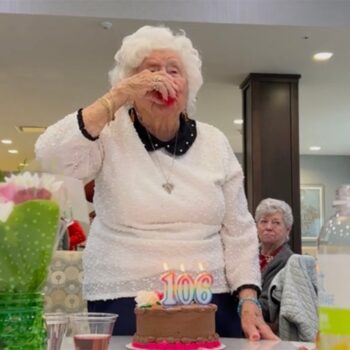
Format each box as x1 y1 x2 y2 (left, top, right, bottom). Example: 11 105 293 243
255 198 294 323
36 25 277 341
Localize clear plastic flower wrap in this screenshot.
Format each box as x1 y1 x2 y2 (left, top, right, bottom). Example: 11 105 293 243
0 172 67 349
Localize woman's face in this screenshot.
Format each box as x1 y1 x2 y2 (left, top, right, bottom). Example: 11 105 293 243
257 211 290 249
135 49 188 114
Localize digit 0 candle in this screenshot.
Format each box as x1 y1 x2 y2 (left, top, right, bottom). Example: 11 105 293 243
176 264 195 305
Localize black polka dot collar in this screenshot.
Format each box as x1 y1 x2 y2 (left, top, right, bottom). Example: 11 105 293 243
130 109 197 156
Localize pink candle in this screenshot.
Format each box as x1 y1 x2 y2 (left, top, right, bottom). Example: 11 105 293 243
160 263 177 306
175 264 195 305
194 263 213 304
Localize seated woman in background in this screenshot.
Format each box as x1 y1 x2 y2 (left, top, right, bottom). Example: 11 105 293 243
255 198 294 325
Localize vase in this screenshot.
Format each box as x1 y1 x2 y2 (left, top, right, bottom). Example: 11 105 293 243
0 292 46 349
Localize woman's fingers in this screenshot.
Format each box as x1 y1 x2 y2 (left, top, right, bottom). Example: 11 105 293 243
241 304 261 341
115 70 179 106
243 319 279 342
241 302 280 342
150 73 178 101
257 321 280 340
139 70 178 102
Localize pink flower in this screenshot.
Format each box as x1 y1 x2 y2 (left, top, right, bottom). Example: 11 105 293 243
155 291 164 301
12 187 52 204
0 173 62 222
0 183 52 204
0 183 16 203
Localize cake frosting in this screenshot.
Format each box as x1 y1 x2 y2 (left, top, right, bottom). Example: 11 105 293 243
132 304 221 350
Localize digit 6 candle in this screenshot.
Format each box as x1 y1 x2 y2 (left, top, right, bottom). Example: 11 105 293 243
194 263 213 304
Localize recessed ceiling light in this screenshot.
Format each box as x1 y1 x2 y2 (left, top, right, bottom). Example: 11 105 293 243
233 119 244 125
313 52 333 61
100 21 113 30
8 149 18 154
16 126 46 133
309 146 321 151
1 139 12 144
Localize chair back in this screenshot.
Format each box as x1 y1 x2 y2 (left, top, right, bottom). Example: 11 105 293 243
268 254 318 342
44 250 87 314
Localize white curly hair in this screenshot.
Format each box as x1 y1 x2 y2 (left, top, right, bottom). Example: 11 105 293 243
108 25 203 117
255 198 294 228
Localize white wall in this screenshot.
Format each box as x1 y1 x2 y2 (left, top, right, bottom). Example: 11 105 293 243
196 82 243 153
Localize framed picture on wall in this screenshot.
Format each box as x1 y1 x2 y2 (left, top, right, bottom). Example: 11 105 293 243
300 185 324 241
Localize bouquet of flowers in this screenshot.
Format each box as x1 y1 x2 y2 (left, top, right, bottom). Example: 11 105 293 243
0 172 66 349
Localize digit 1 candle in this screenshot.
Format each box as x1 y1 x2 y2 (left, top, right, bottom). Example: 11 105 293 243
160 263 177 306
176 264 195 305
194 263 213 304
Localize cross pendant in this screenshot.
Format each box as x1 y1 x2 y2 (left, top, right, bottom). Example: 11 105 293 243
162 182 174 194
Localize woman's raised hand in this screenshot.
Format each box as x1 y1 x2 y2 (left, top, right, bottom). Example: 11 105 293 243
111 70 179 107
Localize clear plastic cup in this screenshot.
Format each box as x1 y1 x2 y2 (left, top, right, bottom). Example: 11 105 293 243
44 313 68 350
69 313 118 350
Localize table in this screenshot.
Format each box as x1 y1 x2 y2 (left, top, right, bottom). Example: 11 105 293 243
62 336 315 350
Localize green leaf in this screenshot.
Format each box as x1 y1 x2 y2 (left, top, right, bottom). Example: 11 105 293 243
0 200 60 292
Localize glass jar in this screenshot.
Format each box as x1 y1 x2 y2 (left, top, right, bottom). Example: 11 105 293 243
318 184 350 349
0 292 46 349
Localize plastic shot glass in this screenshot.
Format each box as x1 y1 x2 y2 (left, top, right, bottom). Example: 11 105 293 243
44 313 68 350
69 312 118 350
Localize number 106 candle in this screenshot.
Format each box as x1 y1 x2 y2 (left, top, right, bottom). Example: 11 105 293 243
160 263 213 306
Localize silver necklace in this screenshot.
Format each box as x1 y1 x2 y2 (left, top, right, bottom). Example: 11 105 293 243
146 130 178 194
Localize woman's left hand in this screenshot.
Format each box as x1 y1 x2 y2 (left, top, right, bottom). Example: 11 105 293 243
240 300 280 341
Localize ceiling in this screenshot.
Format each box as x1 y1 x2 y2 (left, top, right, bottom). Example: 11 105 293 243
1 12 350 171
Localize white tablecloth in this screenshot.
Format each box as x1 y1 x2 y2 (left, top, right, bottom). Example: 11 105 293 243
62 336 314 350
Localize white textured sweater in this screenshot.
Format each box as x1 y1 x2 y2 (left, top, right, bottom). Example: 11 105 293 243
35 108 260 301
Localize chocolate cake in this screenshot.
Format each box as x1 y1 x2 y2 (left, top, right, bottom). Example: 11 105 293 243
132 304 221 350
